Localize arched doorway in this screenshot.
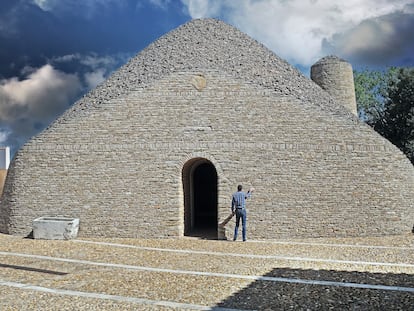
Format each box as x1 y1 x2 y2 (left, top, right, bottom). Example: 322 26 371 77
182 158 218 238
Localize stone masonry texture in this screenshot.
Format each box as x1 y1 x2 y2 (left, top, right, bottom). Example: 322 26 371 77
0 19 413 239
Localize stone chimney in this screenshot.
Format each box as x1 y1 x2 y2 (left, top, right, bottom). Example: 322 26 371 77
311 56 357 116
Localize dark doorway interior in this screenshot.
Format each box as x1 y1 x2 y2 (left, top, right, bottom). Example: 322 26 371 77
183 159 218 239
193 163 218 231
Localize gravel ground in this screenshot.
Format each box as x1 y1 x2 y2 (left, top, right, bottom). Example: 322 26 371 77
0 233 413 310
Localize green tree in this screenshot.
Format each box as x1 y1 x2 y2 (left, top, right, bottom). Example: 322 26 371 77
354 67 398 122
354 67 414 164
370 68 414 164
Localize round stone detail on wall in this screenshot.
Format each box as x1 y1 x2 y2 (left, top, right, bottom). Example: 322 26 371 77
190 74 206 91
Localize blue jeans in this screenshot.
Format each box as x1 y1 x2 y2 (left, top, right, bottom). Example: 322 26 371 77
234 208 246 241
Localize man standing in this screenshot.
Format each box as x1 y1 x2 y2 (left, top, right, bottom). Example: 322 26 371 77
231 185 254 241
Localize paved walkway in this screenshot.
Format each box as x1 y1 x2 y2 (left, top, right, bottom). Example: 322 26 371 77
0 234 413 310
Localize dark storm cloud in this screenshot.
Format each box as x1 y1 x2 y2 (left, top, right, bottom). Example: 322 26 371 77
0 65 81 152
0 52 131 153
0 0 185 78
324 11 414 67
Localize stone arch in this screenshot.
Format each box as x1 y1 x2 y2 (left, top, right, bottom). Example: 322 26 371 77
182 157 218 238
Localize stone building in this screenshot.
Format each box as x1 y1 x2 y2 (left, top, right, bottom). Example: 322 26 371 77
0 19 413 239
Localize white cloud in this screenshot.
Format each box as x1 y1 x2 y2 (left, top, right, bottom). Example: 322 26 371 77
51 53 128 90
0 130 10 145
80 55 117 70
1 65 80 113
0 64 81 147
32 0 56 11
53 53 117 69
84 69 106 89
181 0 221 18
181 0 413 66
148 0 171 10
53 54 79 63
31 0 126 17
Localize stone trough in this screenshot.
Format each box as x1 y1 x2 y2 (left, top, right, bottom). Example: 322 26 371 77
33 217 79 240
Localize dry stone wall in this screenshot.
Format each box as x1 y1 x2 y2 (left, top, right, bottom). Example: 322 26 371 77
1 71 413 239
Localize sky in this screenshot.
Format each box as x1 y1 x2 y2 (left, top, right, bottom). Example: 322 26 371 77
1 0 413 155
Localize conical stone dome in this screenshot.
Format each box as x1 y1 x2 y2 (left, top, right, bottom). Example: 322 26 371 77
56 18 355 127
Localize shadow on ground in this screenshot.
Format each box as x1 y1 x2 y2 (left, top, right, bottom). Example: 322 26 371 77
0 263 68 276
214 268 414 310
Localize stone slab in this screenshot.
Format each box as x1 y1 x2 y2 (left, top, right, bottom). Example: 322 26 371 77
33 217 79 240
